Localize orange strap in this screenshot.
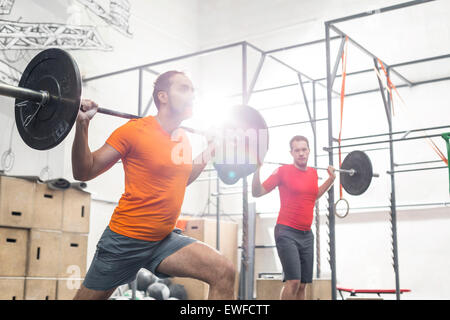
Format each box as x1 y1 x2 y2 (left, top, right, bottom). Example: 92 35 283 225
426 138 448 165
338 37 349 199
376 58 403 116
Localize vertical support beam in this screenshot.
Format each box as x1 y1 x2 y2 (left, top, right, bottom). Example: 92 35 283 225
313 80 321 279
386 67 401 300
239 42 250 300
325 22 337 300
247 202 257 300
216 176 220 251
138 68 143 116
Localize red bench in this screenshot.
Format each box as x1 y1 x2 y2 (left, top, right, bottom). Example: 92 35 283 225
337 286 411 299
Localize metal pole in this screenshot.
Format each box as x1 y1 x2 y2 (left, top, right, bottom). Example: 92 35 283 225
83 41 248 82
330 36 346 88
216 175 220 251
324 133 444 150
313 80 321 279
386 67 401 300
247 202 256 299
238 42 250 300
268 118 328 129
297 73 315 136
245 53 266 105
264 36 341 54
338 125 450 142
269 54 340 96
325 22 337 300
387 166 447 174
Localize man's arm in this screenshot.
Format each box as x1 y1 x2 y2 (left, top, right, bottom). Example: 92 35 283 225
187 141 216 186
317 166 336 199
72 99 122 181
252 165 269 197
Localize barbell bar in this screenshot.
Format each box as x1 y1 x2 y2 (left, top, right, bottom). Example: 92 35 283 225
265 161 357 176
265 161 379 178
265 149 379 196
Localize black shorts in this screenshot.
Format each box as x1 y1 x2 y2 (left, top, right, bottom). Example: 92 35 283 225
83 226 197 291
274 224 314 283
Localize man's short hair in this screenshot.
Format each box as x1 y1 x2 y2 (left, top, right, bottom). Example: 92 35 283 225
153 71 185 110
289 135 310 150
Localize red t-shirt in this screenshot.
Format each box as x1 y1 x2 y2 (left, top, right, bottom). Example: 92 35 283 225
262 165 318 231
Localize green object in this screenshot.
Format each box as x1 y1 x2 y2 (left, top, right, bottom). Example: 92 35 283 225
442 133 450 193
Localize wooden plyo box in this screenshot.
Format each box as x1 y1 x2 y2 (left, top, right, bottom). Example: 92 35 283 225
255 278 284 300
62 188 91 234
32 183 63 230
0 227 28 276
59 232 88 278
0 176 35 228
24 279 56 300
26 230 61 277
311 279 332 300
0 278 25 300
256 278 331 300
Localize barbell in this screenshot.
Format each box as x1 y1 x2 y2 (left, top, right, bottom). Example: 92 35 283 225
2 48 377 196
266 150 379 196
4 48 270 184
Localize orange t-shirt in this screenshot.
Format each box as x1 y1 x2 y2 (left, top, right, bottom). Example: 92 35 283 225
105 116 192 241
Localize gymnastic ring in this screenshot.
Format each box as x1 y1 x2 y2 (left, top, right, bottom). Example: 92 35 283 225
39 165 52 182
1 149 15 172
334 198 350 218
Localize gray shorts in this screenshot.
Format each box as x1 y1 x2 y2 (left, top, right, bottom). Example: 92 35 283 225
83 226 197 291
274 224 314 283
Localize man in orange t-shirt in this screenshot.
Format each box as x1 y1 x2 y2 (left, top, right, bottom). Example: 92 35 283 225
72 71 235 300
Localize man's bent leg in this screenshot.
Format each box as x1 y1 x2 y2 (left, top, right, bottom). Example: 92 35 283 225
156 242 235 299
73 284 116 300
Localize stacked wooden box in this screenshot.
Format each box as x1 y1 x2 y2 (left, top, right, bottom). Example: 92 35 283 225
255 278 332 300
0 176 90 300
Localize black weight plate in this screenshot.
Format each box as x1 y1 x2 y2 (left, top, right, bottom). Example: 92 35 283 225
213 105 269 185
15 48 81 150
340 150 373 195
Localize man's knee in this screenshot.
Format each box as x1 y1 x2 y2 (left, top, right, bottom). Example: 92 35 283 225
210 257 235 287
285 279 301 291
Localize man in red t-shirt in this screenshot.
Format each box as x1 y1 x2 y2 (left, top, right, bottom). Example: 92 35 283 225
252 135 335 300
